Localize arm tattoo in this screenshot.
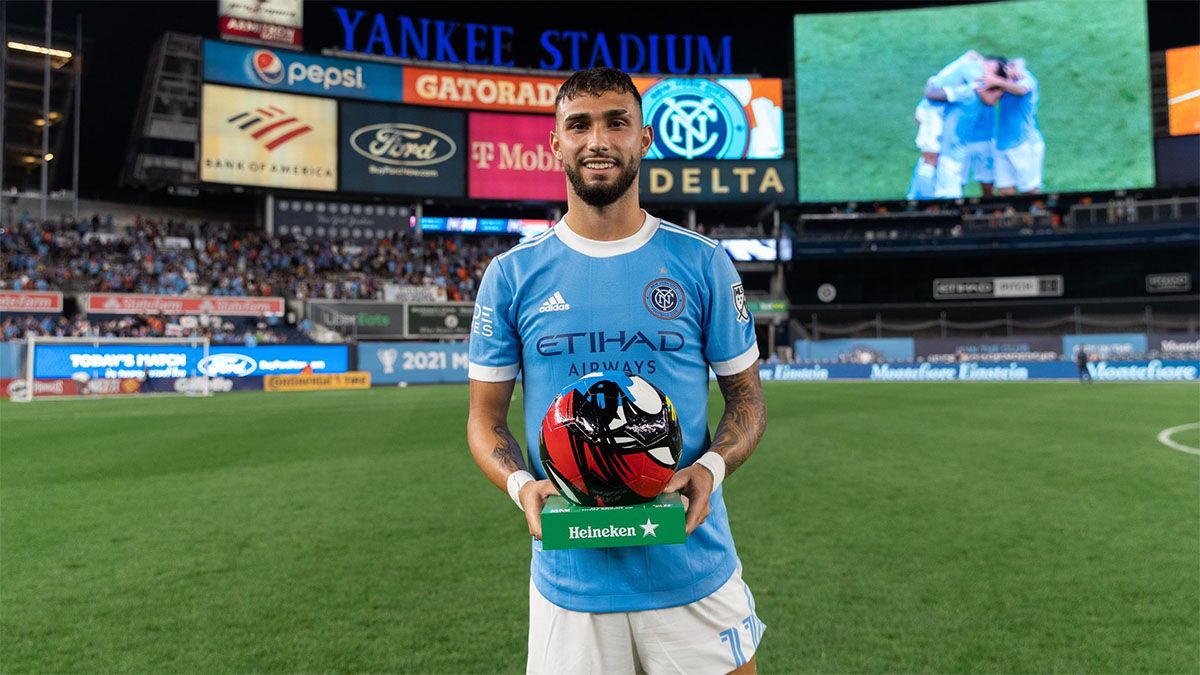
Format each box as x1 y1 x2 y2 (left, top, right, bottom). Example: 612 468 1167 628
709 367 767 476
490 424 527 473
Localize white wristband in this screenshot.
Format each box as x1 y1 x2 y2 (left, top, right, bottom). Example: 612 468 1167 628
694 452 726 490
506 470 535 511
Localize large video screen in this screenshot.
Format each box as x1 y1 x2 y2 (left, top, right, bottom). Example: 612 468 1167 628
794 0 1154 201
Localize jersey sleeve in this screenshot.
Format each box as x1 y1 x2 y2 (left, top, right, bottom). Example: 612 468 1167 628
702 248 760 376
468 258 521 382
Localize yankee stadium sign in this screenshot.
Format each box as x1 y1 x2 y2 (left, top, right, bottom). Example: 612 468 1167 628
331 6 733 74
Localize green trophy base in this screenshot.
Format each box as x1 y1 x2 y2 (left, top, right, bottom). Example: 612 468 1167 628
540 492 687 550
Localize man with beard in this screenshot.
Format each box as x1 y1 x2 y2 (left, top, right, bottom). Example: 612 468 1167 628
466 68 769 674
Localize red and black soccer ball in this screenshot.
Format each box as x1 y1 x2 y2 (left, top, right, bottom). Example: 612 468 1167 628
539 372 683 507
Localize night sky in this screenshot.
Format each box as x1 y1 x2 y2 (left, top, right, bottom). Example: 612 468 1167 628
4 0 1197 199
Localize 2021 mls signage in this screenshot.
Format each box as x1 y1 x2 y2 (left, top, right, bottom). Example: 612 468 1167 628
33 344 349 380
359 341 469 384
204 40 404 101
340 102 466 197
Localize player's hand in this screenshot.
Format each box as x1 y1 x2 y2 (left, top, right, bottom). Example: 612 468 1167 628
519 479 560 541
664 465 715 535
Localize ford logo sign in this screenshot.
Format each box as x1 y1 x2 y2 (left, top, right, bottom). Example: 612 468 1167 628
350 123 456 167
198 353 257 377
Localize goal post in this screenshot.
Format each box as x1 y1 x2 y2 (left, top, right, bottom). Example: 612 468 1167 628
10 335 212 402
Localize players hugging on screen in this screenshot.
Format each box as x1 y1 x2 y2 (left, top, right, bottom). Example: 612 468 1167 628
908 50 1044 200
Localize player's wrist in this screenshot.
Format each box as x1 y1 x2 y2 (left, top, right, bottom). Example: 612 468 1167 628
507 470 535 511
694 452 726 490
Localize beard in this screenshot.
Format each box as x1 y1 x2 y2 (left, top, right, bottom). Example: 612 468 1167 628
564 154 640 207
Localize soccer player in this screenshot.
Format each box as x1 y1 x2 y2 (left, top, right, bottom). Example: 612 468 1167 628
924 57 1006 199
908 51 985 200
987 58 1045 195
960 96 997 196
466 68 768 674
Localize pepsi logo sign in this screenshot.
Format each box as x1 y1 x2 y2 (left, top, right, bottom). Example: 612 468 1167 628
251 49 284 85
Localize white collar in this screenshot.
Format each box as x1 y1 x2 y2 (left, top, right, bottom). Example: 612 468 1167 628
553 210 660 258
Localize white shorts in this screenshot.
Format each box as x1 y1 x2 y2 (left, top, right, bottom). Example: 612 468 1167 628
963 140 995 184
527 564 766 675
933 154 965 199
914 100 944 154
994 140 1045 192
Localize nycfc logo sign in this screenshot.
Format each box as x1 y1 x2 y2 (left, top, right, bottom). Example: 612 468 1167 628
643 79 748 160
643 278 685 320
350 124 456 166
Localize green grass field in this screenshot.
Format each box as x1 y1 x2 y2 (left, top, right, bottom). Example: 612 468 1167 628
2 383 1197 673
794 0 1156 201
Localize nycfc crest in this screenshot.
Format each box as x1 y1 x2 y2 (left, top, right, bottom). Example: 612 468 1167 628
642 79 748 160
643 278 686 320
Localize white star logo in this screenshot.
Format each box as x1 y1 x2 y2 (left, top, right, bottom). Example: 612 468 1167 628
639 518 659 537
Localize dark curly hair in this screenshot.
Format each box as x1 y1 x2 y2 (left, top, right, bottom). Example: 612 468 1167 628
554 68 642 114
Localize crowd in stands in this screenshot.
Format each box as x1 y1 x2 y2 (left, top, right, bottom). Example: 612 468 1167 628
1 214 512 303
1 313 292 345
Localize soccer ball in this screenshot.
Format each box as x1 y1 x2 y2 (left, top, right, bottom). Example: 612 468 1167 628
539 372 683 507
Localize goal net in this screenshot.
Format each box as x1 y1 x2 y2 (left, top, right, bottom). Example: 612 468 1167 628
9 336 213 402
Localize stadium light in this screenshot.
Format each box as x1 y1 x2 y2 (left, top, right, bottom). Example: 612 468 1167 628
6 41 73 59
43 153 54 161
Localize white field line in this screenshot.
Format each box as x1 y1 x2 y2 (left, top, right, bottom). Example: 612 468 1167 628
1157 422 1200 456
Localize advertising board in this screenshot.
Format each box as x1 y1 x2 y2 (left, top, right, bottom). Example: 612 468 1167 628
218 0 303 49
468 112 564 201
204 40 402 101
85 293 285 317
1166 46 1200 137
406 303 473 338
639 160 795 203
340 102 466 196
0 291 63 314
32 344 349 380
760 360 1199 382
264 372 371 392
200 84 338 191
632 77 784 160
358 342 470 385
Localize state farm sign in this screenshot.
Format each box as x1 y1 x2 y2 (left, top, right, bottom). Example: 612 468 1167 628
468 112 565 201
0 291 63 313
85 293 285 317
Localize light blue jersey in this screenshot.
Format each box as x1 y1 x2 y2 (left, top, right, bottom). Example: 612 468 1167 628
962 102 996 144
469 213 759 613
940 92 987 161
931 52 983 105
997 70 1041 150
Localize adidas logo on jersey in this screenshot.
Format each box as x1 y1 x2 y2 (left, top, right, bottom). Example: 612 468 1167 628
539 291 571 313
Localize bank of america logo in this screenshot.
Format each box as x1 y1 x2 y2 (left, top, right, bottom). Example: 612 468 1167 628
225 106 312 151
539 291 571 313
